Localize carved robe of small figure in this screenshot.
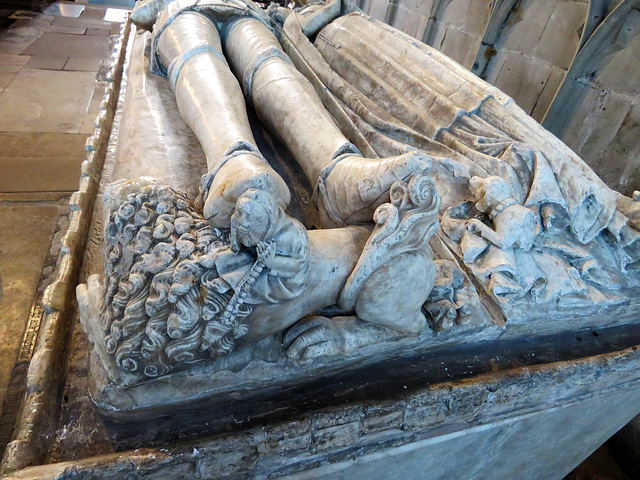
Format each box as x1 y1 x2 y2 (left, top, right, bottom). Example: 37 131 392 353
466 175 539 252
210 189 311 305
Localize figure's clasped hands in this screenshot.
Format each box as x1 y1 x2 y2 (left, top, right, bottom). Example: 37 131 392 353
256 241 277 268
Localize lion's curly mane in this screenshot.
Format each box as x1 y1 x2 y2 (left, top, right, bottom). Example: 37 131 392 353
102 180 251 378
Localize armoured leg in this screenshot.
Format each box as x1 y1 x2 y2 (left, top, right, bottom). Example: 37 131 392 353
154 11 290 228
223 17 431 226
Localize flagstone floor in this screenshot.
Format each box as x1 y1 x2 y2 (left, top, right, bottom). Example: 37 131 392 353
0 0 128 454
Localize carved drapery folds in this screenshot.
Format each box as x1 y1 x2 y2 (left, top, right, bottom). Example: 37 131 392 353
274 5 640 320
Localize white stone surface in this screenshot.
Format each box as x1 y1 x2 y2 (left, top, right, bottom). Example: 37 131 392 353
0 69 95 133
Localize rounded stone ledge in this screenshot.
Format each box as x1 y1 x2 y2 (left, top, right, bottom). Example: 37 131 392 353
6 344 640 479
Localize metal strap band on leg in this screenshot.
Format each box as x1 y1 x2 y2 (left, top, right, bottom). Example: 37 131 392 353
150 0 267 77
312 143 361 225
243 48 295 101
167 44 228 89
151 0 204 76
197 141 269 207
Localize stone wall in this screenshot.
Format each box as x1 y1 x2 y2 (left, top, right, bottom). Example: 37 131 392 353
359 0 640 195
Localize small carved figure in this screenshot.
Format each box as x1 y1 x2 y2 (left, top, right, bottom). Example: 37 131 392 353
466 175 538 251
215 188 311 305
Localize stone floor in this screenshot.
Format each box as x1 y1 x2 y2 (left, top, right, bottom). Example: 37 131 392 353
0 0 128 455
0 1 636 479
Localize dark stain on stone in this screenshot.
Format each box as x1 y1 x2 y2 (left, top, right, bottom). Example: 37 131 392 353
484 46 497 60
505 6 523 27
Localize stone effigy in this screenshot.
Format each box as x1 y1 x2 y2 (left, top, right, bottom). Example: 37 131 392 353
6 4 640 479
76 0 640 416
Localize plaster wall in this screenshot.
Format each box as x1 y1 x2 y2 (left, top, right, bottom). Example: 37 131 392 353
553 25 640 196
480 0 587 121
359 0 492 69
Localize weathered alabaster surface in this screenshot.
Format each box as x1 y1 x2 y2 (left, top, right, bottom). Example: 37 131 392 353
77 0 640 416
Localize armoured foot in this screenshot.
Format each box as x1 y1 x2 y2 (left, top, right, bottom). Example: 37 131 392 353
317 151 432 226
201 152 291 229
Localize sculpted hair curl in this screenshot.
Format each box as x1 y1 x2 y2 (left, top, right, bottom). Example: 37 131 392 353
102 180 251 378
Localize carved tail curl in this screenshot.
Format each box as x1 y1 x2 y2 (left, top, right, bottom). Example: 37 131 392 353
338 173 441 312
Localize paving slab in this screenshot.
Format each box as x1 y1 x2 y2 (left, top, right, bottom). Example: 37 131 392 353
50 15 107 29
85 27 111 36
0 157 86 192
0 192 71 202
63 56 103 72
0 17 52 55
43 2 86 18
8 12 45 21
0 72 16 91
21 32 110 59
0 54 29 74
0 1 122 460
0 202 60 409
97 7 129 23
48 25 87 35
86 81 107 113
110 21 121 34
0 132 87 192
0 132 87 157
24 55 68 70
0 69 96 133
48 5 127 28
79 113 97 134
